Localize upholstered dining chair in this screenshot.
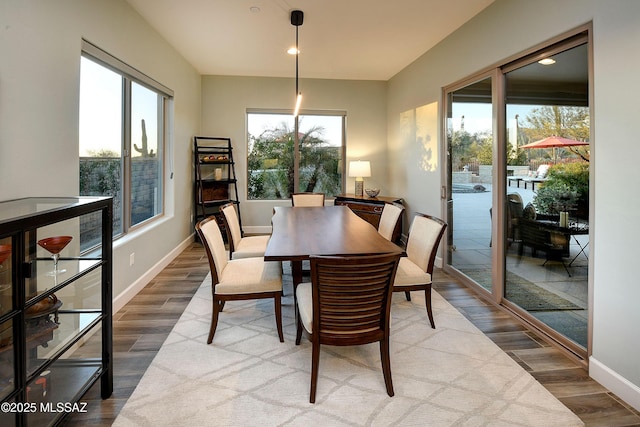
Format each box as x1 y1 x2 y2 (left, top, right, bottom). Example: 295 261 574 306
196 216 284 344
378 203 404 242
291 192 325 207
220 202 270 259
295 253 401 403
393 213 447 329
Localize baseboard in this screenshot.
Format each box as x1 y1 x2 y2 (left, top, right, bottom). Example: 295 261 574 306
113 235 194 314
590 356 640 411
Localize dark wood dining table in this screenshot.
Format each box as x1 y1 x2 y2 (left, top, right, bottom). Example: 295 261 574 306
264 205 404 289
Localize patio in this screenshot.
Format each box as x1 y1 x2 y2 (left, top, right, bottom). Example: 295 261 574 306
450 182 588 347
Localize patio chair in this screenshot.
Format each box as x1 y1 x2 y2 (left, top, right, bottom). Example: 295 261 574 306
295 253 401 403
220 202 270 259
522 164 550 190
393 213 447 328
196 216 284 344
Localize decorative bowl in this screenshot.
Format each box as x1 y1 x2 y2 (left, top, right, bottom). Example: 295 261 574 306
365 188 380 198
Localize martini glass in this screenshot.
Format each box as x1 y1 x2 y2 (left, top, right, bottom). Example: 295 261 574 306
0 245 10 270
37 236 73 276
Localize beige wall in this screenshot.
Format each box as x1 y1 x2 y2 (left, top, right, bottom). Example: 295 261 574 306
0 0 201 305
200 75 387 231
387 0 640 410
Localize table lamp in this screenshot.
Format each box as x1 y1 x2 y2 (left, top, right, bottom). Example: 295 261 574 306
349 160 371 197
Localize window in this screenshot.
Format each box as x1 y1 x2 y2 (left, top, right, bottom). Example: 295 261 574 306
247 112 345 200
79 41 172 242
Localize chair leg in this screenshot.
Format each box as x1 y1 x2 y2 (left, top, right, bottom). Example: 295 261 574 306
379 338 394 397
310 340 320 403
207 298 222 344
404 291 411 301
295 306 303 345
425 287 435 329
274 293 284 342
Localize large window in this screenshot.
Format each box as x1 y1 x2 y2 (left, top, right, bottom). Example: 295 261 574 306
247 112 345 200
79 41 172 240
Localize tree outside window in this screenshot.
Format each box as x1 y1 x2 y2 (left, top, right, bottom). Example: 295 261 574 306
247 113 344 200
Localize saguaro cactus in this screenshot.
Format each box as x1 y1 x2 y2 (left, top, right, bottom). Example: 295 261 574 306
134 119 155 157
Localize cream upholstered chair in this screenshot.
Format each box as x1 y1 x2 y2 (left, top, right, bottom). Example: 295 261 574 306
393 213 447 329
220 202 270 259
378 203 404 241
295 253 401 403
196 216 284 344
291 192 325 207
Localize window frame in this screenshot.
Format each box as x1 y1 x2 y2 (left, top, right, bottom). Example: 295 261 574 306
246 109 347 200
80 40 173 238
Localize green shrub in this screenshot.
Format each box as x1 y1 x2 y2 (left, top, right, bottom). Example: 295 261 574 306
533 162 589 218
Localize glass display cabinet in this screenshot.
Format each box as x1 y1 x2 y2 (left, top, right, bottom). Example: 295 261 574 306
0 197 112 426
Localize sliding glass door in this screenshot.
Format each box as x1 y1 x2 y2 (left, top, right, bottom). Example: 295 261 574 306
444 30 591 357
503 38 590 351
446 76 495 296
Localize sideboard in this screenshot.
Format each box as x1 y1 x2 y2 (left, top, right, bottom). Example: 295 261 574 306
334 194 404 244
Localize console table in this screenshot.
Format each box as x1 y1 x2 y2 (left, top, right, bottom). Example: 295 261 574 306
334 194 404 244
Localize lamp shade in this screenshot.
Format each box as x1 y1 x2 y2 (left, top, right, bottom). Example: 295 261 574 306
348 160 371 178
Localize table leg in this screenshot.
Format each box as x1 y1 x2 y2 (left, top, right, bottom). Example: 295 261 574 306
568 236 589 267
291 260 303 291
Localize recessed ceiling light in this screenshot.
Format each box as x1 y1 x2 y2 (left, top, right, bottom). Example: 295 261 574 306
287 47 299 55
538 58 556 65
249 6 260 13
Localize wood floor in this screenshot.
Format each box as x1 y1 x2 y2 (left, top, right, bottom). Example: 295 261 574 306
62 242 640 426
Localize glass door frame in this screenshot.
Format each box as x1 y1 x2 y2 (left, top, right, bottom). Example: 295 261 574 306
441 68 506 300
440 25 593 362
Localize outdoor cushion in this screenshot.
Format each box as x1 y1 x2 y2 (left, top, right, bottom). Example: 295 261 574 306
523 203 537 220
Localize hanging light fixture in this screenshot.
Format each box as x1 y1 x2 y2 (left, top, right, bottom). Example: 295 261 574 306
290 10 304 116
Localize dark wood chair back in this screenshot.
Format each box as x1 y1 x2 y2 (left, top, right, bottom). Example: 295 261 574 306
310 253 400 345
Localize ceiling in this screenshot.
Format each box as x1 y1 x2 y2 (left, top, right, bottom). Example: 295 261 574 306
125 0 495 81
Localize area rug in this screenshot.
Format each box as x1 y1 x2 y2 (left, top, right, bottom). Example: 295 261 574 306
113 270 583 427
462 269 582 311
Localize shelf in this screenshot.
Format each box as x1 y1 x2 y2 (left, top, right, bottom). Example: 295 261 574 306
0 196 112 426
26 359 103 426
28 259 102 300
194 136 241 238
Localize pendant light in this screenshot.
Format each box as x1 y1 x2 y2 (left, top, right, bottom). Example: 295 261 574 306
290 10 304 116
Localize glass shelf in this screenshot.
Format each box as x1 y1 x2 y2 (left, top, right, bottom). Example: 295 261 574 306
27 259 102 300
26 359 102 426
27 311 102 377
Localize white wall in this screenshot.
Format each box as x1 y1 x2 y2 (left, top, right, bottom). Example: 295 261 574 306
0 0 201 304
200 75 387 231
387 0 640 410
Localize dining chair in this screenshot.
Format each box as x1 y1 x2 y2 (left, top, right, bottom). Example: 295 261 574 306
377 203 404 242
295 253 401 403
220 202 270 259
196 216 284 344
291 192 325 207
393 213 447 329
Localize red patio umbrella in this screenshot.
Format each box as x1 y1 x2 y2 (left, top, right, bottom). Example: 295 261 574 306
519 136 589 149
519 136 588 162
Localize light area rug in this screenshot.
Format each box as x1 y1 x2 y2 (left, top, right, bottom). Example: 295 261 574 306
113 271 583 427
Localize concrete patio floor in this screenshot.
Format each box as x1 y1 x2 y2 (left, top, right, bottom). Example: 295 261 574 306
449 182 589 347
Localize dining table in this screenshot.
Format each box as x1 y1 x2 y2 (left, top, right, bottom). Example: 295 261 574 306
264 205 404 290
